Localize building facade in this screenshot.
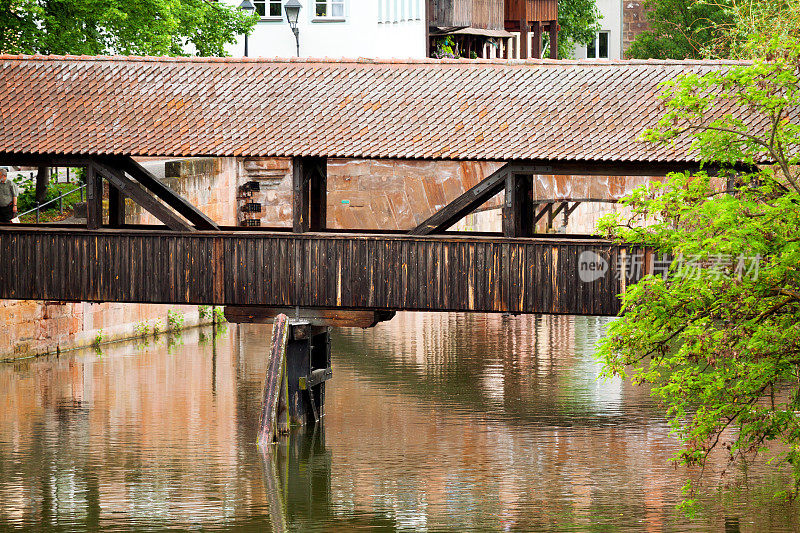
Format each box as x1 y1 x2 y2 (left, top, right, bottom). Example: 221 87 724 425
572 0 651 60
223 0 428 59
223 0 560 60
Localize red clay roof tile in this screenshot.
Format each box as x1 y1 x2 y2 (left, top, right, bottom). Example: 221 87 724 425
0 55 762 162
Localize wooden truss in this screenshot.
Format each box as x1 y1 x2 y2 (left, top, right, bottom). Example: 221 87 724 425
0 153 220 232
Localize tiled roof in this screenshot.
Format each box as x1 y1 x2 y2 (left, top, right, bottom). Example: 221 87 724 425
0 55 756 162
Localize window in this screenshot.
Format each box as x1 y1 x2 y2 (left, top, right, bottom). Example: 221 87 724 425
315 0 345 19
587 31 609 59
253 0 281 18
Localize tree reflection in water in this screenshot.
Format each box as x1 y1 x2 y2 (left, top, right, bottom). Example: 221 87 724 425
0 315 797 531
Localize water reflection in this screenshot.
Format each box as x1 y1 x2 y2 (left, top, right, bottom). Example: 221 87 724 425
0 314 797 531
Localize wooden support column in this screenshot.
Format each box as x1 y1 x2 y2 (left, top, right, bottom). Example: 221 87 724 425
293 156 327 233
549 21 559 59
292 158 310 233
503 172 534 238
532 21 542 59
310 161 327 231
108 185 125 227
85 164 103 230
519 17 529 59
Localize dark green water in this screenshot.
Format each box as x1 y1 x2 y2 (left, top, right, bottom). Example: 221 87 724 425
0 313 797 531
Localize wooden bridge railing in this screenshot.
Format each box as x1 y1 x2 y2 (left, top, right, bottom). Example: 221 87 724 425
0 227 650 316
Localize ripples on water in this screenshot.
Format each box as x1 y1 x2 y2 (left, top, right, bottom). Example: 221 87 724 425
0 313 797 531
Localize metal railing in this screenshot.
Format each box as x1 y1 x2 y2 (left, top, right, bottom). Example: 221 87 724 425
18 183 87 223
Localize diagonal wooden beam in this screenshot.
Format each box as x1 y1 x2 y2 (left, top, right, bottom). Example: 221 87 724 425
103 156 219 230
533 203 552 224
92 160 194 232
409 164 509 235
565 202 581 218
550 201 568 220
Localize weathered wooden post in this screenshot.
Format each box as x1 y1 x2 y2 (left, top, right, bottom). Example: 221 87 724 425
258 314 332 447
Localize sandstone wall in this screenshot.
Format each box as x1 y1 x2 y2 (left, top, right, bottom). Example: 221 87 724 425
239 158 506 230
622 1 651 55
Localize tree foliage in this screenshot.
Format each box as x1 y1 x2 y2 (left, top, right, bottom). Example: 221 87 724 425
0 0 257 56
598 36 800 504
554 0 603 59
627 0 800 60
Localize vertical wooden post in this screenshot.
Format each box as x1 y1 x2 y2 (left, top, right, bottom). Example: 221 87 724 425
309 158 327 231
532 21 542 59
294 157 327 233
258 314 290 448
549 21 559 59
108 185 125 227
292 157 310 233
503 172 534 238
519 16 529 59
85 164 103 230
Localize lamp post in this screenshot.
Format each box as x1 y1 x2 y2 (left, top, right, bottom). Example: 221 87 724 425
238 0 256 57
284 0 302 57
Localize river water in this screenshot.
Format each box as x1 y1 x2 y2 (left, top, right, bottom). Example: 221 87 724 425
0 313 797 531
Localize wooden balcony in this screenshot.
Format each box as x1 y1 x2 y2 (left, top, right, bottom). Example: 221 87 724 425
504 0 558 29
429 0 505 31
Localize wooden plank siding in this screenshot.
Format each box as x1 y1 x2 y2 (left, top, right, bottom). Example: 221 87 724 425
430 0 505 30
504 0 557 24
0 228 650 316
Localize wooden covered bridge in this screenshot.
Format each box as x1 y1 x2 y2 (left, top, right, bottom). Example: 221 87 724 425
0 55 746 320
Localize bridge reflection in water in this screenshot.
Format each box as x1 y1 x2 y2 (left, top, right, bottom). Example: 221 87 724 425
0 315 797 531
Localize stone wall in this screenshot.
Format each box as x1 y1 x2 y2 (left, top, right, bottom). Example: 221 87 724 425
1 158 237 361
239 158 505 230
130 157 238 226
622 1 651 55
240 159 669 233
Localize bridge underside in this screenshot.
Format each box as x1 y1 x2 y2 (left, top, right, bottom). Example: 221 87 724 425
0 227 649 316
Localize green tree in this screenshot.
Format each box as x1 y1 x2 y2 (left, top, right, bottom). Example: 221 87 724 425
552 0 602 59
627 0 800 60
0 0 257 56
626 0 731 59
598 36 800 504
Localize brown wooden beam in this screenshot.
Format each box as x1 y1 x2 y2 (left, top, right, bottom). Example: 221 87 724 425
550 201 568 220
85 163 103 230
508 159 729 177
108 185 125 227
410 164 509 235
92 160 194 232
519 16 529 59
292 157 310 232
533 202 552 224
549 20 559 59
565 202 582 218
503 172 534 237
225 306 395 328
532 21 541 59
108 156 219 230
310 158 327 231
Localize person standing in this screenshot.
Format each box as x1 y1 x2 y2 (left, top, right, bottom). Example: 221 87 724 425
0 168 19 222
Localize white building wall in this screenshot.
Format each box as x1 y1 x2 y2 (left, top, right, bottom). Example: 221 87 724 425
573 0 622 60
224 0 426 59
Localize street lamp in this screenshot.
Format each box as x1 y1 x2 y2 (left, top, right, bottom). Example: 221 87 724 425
238 0 256 57
284 0 302 57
